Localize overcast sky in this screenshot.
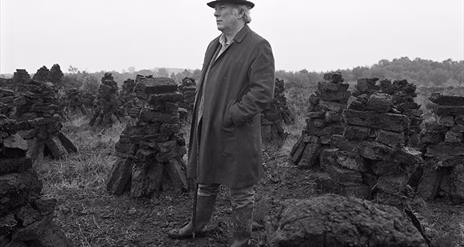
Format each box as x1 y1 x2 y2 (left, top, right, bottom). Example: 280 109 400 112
1 0 463 74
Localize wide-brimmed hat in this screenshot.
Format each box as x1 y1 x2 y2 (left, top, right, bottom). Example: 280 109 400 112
207 0 255 9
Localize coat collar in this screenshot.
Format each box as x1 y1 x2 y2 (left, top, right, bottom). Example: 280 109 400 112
213 24 250 45
232 24 250 44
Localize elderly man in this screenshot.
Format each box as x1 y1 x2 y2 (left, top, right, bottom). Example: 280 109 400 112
168 0 275 246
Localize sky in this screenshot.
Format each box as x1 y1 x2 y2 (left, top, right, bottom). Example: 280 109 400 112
0 0 463 74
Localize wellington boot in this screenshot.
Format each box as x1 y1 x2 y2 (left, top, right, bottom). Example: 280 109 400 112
168 194 216 239
230 205 253 247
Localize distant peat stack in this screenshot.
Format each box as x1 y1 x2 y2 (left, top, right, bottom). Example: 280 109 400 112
261 78 294 144
89 73 123 127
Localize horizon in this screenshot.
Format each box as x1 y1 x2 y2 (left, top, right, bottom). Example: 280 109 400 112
1 0 463 74
1 56 462 77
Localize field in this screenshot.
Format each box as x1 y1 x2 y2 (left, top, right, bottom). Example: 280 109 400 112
34 107 464 247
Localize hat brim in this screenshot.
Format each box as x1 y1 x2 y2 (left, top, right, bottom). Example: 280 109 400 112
207 0 254 9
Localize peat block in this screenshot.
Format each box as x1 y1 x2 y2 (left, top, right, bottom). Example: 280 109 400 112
343 109 409 132
267 194 427 247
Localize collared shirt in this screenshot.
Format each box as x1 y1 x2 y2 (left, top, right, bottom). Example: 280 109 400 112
216 33 234 59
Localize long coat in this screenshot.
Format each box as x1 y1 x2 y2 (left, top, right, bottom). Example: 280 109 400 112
188 25 275 189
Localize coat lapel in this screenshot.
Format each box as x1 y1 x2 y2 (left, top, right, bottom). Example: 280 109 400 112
194 38 221 108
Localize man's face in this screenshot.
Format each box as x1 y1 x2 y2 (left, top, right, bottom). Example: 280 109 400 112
214 4 241 32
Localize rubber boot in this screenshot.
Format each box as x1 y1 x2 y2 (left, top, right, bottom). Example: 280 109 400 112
230 205 253 247
168 194 216 239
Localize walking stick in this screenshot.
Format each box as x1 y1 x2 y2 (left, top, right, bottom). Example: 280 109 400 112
191 98 202 240
191 125 200 239
192 181 198 239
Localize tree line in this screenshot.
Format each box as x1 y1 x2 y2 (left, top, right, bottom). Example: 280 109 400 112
275 57 464 89
3 57 460 94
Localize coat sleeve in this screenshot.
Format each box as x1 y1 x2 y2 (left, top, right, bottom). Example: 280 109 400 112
228 40 275 126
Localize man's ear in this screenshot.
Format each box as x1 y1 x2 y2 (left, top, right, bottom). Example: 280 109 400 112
233 7 244 18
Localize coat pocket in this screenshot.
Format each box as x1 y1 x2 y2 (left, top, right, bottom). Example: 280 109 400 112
221 127 236 156
222 101 235 130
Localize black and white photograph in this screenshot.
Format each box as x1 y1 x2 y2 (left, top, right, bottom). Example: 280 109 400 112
0 0 463 246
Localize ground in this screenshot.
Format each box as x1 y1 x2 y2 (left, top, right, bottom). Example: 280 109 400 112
35 117 464 247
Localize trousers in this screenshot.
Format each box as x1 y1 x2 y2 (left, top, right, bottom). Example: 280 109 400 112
197 183 255 209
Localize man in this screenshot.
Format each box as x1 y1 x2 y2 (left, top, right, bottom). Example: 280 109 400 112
168 0 275 246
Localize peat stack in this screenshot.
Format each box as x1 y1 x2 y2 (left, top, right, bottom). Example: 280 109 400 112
81 91 96 113
266 194 427 247
32 66 51 82
178 77 196 122
354 78 422 146
106 77 188 198
261 78 294 144
0 78 13 89
380 79 422 146
417 94 464 203
63 88 87 116
125 75 156 119
12 69 31 91
0 116 72 247
0 88 15 117
317 78 422 207
179 77 196 111
121 79 137 116
274 78 294 125
14 80 77 161
289 72 349 168
89 73 123 127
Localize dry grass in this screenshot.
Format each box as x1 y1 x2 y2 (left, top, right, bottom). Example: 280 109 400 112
36 115 125 197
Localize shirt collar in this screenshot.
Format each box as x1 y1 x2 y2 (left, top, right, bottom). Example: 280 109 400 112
219 33 233 47
218 25 246 47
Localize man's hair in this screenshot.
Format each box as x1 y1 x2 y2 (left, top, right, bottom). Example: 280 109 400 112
234 5 252 24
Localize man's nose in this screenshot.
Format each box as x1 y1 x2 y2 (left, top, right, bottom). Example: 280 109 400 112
214 9 220 17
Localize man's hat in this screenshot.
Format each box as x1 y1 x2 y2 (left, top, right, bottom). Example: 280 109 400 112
207 0 255 9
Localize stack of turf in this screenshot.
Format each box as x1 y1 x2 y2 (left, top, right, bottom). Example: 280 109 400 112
126 75 154 118
121 79 137 116
89 73 122 127
261 78 294 143
12 69 31 91
81 92 96 113
274 78 295 125
15 80 61 120
179 77 196 111
0 116 72 246
290 72 350 168
14 80 77 161
417 93 464 203
0 78 13 89
178 77 196 122
107 77 188 198
379 79 422 147
318 78 422 208
32 66 51 82
0 88 15 117
63 88 87 115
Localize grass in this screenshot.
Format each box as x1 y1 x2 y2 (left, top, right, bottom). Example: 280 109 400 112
36 115 124 199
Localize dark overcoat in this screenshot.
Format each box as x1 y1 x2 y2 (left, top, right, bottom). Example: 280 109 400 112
188 25 275 189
